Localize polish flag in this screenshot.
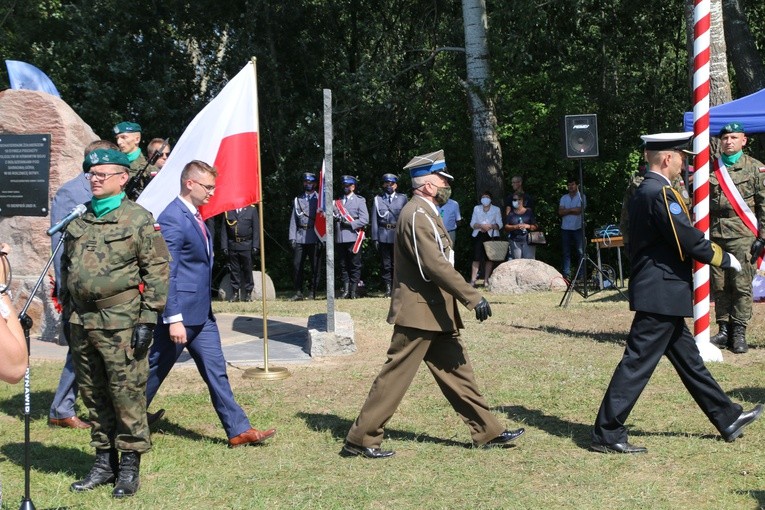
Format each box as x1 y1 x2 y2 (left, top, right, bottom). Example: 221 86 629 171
138 62 260 220
314 159 327 241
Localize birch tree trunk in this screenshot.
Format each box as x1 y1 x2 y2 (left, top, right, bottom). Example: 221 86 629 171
462 0 503 202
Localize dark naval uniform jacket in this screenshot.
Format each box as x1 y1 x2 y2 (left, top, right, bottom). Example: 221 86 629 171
629 172 728 317
371 192 408 244
221 205 260 252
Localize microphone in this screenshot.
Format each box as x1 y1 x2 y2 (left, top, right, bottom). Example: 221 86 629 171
47 204 87 236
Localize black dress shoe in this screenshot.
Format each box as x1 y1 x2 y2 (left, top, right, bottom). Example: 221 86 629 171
590 441 647 454
476 428 525 448
147 408 165 427
721 404 763 442
340 442 395 459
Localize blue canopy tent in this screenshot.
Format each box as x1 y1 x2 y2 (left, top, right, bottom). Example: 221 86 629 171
683 88 765 134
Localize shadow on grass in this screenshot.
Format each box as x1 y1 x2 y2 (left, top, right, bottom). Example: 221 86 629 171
728 386 765 405
1 441 90 477
737 490 765 508
0 389 56 421
296 412 469 449
497 405 593 449
511 324 626 345
150 419 227 446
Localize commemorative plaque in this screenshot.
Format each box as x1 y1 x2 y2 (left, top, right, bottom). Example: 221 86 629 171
0 133 51 217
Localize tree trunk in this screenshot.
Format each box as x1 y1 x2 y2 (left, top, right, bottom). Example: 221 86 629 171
462 0 503 203
722 0 765 95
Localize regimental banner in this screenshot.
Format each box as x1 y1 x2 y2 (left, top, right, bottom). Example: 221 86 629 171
0 134 51 217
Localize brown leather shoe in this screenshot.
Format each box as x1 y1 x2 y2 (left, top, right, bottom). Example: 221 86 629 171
48 416 91 429
227 427 276 448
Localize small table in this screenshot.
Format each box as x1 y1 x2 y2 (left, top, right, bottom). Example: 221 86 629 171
590 236 625 288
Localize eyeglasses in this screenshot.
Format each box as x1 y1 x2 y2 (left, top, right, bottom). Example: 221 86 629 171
190 179 216 194
85 170 126 182
157 152 170 158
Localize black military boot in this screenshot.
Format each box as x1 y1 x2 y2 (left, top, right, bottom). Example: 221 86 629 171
310 288 317 300
70 448 119 492
112 452 141 498
384 283 392 298
349 283 357 299
290 291 304 301
710 321 730 348
731 323 748 354
229 288 240 302
340 283 350 299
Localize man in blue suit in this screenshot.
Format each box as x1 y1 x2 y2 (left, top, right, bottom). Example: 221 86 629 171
145 160 276 448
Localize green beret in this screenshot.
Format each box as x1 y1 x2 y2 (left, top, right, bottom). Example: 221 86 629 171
719 122 745 136
82 149 131 172
113 121 142 135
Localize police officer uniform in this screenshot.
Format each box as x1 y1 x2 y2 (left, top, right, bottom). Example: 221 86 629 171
221 205 260 302
708 122 765 353
113 121 159 200
61 149 170 496
591 133 761 454
288 172 321 300
371 173 407 297
334 175 369 298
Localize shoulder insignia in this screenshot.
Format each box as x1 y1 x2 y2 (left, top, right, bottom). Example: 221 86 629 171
669 203 682 215
153 223 161 231
759 167 765 173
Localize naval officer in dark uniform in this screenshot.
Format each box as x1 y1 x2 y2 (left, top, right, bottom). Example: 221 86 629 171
591 132 762 454
221 205 260 302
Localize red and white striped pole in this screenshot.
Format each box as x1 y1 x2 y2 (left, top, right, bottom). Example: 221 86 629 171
692 0 723 361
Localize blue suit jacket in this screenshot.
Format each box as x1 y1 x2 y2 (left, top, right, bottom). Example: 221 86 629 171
158 197 213 326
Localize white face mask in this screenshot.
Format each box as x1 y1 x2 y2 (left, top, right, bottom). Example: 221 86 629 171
481 197 491 206
512 200 520 208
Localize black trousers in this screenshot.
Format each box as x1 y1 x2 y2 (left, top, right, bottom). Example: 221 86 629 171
379 242 394 286
337 242 362 286
228 250 254 295
292 243 321 292
592 311 742 445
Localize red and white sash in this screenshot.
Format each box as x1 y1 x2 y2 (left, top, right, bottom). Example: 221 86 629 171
713 157 765 270
335 199 365 254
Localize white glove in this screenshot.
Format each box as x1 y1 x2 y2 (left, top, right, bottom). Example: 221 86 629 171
726 252 742 272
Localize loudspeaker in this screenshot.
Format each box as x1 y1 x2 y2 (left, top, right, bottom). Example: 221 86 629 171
563 114 599 159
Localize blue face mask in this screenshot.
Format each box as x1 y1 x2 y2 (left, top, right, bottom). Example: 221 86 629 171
383 185 395 195
481 197 492 206
304 183 315 192
343 186 352 195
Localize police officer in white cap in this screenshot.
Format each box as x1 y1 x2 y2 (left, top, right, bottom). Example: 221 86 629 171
591 132 761 454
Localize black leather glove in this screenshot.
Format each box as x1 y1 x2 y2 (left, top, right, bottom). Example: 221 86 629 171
373 241 379 251
131 324 154 360
341 216 353 226
223 248 229 257
474 297 492 322
751 237 765 261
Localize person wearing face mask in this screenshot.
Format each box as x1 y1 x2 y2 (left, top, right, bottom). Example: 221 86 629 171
288 172 322 301
707 122 765 354
334 175 369 298
341 149 524 459
371 173 408 297
469 191 503 286
504 193 538 260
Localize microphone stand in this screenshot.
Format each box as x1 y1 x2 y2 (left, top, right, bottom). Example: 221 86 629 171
15 232 65 510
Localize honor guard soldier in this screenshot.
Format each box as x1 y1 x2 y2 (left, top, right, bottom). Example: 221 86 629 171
371 173 407 297
591 133 761 455
221 205 260 302
342 149 524 459
288 172 321 301
334 175 369 299
708 122 765 353
113 121 159 199
62 148 170 497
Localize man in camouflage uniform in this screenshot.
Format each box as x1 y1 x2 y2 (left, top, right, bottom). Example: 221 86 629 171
61 148 169 498
113 121 159 199
708 122 765 354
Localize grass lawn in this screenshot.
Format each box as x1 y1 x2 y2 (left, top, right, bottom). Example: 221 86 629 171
1 290 765 509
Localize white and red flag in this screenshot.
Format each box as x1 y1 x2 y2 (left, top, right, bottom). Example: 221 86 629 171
138 61 260 220
314 159 327 241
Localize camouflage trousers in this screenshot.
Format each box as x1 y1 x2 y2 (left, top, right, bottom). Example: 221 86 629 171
711 236 755 326
69 324 151 453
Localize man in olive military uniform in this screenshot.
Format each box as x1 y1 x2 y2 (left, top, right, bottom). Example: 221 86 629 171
708 122 765 354
113 121 159 199
334 175 369 299
61 148 170 498
221 205 260 302
288 172 321 301
591 132 761 455
371 173 407 297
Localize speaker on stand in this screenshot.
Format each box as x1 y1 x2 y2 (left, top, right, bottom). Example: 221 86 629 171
558 114 626 306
